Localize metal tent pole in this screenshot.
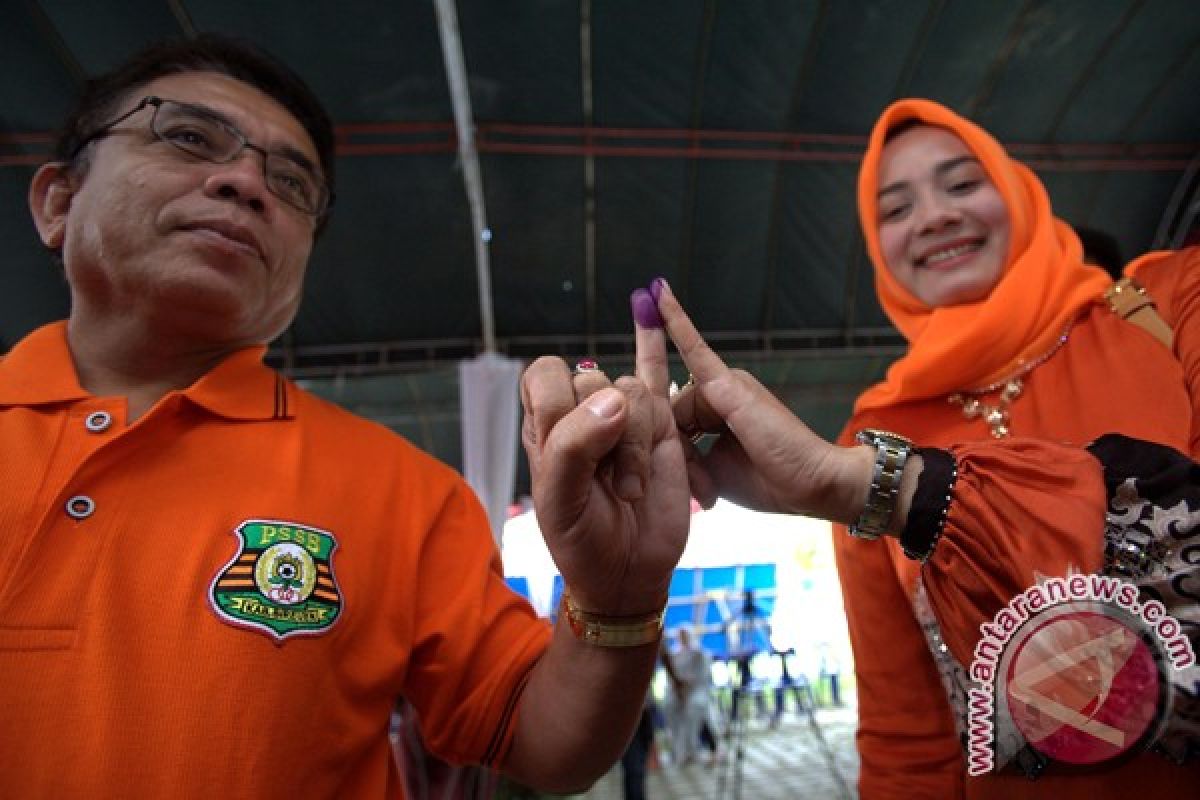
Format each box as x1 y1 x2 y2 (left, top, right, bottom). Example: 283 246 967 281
434 0 496 352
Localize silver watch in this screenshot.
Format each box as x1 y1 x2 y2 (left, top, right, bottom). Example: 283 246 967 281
849 429 914 541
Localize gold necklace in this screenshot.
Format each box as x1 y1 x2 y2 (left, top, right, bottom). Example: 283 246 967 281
946 323 1074 438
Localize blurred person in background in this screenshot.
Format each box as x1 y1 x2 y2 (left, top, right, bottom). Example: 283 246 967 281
668 625 718 766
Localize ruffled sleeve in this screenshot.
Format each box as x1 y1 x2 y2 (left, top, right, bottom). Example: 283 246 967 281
918 438 1107 666
1130 245 1200 455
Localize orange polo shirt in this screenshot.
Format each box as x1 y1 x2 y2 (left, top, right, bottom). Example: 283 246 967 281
0 322 551 798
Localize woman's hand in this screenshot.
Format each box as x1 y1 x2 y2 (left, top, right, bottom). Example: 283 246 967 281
651 278 874 525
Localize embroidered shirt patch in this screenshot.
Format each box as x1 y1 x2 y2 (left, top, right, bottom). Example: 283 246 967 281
210 519 343 641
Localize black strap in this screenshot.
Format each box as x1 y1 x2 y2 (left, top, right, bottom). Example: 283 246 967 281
900 447 957 562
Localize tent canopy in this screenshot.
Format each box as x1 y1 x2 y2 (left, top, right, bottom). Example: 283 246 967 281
3 1 1198 492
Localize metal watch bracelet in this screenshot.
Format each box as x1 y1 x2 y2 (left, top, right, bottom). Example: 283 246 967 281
849 429 914 541
560 589 665 647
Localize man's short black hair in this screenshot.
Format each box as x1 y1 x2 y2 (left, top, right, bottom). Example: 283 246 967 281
54 33 335 230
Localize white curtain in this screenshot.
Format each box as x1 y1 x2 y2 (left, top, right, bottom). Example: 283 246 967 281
458 353 523 544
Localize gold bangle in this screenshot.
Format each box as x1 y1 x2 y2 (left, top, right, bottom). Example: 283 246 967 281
560 589 665 648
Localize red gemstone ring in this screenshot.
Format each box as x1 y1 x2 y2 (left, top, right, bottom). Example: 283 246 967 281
573 359 600 375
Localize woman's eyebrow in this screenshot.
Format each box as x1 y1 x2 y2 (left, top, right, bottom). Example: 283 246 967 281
935 155 979 176
878 155 981 199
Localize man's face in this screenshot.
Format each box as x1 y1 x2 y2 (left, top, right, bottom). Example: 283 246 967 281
46 71 321 347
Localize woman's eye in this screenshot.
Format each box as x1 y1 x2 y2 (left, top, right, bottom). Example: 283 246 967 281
880 204 909 221
949 179 981 193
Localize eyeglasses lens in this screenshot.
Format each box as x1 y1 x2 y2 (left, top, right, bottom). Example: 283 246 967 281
151 102 324 214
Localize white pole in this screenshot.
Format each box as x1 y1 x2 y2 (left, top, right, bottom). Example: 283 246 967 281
434 0 496 352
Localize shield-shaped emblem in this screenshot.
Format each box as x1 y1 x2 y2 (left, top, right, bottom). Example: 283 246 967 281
210 519 343 642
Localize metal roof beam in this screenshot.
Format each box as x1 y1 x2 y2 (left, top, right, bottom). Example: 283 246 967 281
22 0 85 87
434 0 497 352
760 0 830 337
166 0 199 38
677 0 718 305
1044 0 1144 142
964 0 1036 119
1083 29 1200 227
580 0 597 356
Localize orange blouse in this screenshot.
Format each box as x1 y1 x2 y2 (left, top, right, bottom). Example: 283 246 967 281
834 246 1200 798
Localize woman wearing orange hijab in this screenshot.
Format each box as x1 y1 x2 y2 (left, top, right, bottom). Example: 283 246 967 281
646 98 1200 797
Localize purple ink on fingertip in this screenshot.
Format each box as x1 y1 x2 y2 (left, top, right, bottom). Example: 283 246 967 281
649 277 669 303
631 288 664 329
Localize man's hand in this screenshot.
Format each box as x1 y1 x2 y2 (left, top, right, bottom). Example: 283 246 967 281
504 289 692 794
519 290 691 615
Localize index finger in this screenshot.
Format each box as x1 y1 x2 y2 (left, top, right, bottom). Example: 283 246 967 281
650 278 731 384
631 287 670 396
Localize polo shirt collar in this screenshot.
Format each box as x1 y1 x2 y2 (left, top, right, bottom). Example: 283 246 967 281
0 321 293 421
0 322 89 406
186 345 294 421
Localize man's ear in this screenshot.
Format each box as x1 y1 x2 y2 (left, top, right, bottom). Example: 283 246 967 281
28 162 76 250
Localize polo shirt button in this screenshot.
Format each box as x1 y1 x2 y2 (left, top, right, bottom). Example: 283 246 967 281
65 495 96 520
84 411 113 433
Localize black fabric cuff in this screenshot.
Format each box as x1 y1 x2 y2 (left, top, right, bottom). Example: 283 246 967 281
900 447 957 562
1086 432 1199 501
1086 432 1198 581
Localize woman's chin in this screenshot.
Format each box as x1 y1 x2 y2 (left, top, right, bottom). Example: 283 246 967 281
918 265 1004 308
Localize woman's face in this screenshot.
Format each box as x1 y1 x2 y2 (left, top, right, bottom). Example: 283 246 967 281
875 125 1011 307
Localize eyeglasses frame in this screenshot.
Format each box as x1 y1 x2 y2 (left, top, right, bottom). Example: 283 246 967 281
68 94 333 217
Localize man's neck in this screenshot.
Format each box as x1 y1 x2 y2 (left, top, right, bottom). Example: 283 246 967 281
67 314 246 422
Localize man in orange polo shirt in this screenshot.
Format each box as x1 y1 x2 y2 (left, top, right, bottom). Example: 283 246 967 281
0 35 691 797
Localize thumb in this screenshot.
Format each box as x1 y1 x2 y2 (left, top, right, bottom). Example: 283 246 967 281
702 372 828 467
702 373 801 439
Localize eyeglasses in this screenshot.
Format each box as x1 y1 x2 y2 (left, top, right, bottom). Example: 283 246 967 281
71 95 332 217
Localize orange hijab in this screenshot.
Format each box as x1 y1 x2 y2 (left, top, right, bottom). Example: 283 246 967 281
853 99 1112 413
